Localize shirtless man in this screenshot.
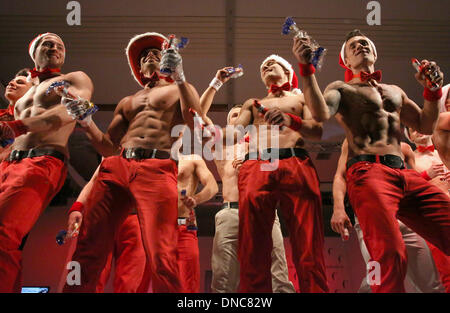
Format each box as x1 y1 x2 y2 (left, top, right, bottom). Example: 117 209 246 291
432 84 450 169
322 29 450 292
332 139 445 293
404 127 450 292
0 69 32 162
231 36 330 293
66 151 216 293
200 69 295 292
0 33 94 292
176 153 218 292
406 127 449 194
63 32 201 293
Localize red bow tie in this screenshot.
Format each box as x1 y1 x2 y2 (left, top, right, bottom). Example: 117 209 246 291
142 72 174 87
29 67 61 79
417 145 435 153
268 82 291 94
355 70 382 83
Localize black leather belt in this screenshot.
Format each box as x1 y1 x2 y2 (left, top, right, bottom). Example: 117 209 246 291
122 148 172 160
222 202 239 209
346 154 405 170
244 148 309 162
7 149 66 163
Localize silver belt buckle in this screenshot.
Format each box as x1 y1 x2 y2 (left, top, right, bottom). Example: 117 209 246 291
125 149 134 159
290 147 295 157
177 217 187 225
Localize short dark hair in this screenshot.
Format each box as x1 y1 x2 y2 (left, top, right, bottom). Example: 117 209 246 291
15 68 30 78
345 29 366 42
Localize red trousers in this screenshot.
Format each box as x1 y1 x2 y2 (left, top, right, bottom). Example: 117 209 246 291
346 162 450 293
0 156 67 292
63 155 181 293
427 241 450 292
96 214 151 293
237 157 328 293
177 224 200 293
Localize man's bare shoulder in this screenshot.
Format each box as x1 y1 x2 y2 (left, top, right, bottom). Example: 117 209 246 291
63 71 92 83
242 97 259 108
325 80 346 92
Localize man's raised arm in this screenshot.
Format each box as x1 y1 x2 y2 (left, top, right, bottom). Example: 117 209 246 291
400 60 444 135
292 36 330 122
331 139 353 240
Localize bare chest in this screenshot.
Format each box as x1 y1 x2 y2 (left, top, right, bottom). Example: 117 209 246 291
342 83 402 116
414 152 444 172
123 86 180 122
15 78 65 118
253 96 302 123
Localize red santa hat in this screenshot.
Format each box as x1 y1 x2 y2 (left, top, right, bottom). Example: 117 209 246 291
28 32 64 62
260 54 302 95
339 37 377 82
125 32 168 87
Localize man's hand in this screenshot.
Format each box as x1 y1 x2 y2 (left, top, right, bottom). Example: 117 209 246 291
161 48 185 84
0 120 29 147
232 157 244 174
67 211 83 237
215 67 235 84
415 59 444 89
181 195 197 210
0 122 16 147
331 209 353 240
426 163 445 179
63 96 97 127
443 171 450 182
292 36 314 65
263 107 289 128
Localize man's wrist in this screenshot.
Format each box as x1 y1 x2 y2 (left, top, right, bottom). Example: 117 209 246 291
285 112 302 131
68 201 84 214
299 63 316 77
209 77 223 91
333 206 346 213
423 87 442 102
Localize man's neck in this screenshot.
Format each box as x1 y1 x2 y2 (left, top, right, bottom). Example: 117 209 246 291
349 64 376 83
265 78 289 97
142 70 170 88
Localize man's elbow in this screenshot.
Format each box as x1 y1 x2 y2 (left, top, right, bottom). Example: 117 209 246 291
211 183 219 198
418 122 437 135
312 111 330 123
309 126 323 140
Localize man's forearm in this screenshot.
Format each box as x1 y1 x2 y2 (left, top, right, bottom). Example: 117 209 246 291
83 122 117 157
419 100 440 134
296 119 323 140
200 87 217 115
301 75 330 122
179 83 202 115
193 183 218 205
332 175 347 212
22 105 74 133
